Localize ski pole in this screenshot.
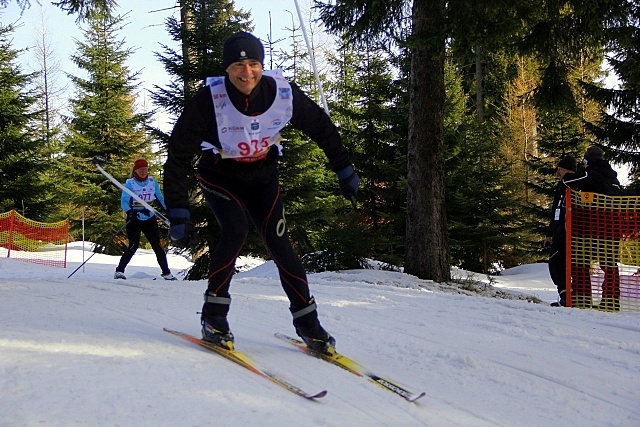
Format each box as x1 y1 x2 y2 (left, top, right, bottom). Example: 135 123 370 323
67 220 129 278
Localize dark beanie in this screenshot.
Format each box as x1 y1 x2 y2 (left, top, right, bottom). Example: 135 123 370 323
222 32 264 70
557 155 577 172
584 146 604 164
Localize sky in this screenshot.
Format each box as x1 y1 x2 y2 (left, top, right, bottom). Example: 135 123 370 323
0 242 639 426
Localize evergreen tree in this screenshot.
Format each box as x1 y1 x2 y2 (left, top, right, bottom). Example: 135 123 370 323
323 41 408 268
2 0 117 20
523 11 607 246
448 0 611 266
582 0 639 192
60 10 153 253
0 22 51 219
446 2 545 269
253 18 357 271
317 0 451 282
495 55 551 263
151 0 251 117
442 56 527 273
150 0 252 278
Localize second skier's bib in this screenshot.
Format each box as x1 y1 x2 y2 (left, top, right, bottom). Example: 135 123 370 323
127 177 157 205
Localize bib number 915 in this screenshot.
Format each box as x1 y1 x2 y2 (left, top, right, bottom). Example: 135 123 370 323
238 136 271 157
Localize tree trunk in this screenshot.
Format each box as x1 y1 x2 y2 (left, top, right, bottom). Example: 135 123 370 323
475 43 484 123
180 0 198 99
405 0 449 282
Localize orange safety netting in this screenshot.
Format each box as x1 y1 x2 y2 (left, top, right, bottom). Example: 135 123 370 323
566 189 640 312
0 210 69 268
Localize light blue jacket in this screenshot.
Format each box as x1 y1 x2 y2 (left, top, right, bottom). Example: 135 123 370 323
120 176 167 221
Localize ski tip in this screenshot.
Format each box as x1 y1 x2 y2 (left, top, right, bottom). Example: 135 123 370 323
311 390 328 399
406 391 426 403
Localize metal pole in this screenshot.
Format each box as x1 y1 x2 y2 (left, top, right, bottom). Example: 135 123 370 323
82 208 85 273
67 220 130 279
293 0 330 115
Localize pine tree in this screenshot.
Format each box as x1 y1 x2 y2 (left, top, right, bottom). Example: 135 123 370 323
323 41 408 268
253 19 350 271
0 22 51 219
60 10 154 253
447 0 613 267
316 0 450 281
150 0 252 278
582 0 639 193
2 0 116 19
151 0 251 117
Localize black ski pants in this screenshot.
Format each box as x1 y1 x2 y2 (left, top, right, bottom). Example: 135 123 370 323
117 217 170 275
548 233 567 297
199 171 312 313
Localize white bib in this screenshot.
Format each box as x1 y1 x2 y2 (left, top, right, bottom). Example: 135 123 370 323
202 70 293 160
127 177 157 206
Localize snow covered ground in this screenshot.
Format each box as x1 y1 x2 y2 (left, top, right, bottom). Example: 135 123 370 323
1 242 638 426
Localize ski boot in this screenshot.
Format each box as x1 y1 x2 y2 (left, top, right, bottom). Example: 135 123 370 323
292 298 336 356
201 317 234 350
550 291 566 307
201 293 233 350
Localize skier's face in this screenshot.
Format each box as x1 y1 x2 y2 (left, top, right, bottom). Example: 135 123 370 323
135 167 148 180
226 59 263 95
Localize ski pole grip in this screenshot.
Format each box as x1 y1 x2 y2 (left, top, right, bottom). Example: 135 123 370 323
93 156 106 166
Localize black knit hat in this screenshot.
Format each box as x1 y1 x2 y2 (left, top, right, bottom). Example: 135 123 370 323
584 146 604 165
557 155 577 172
222 32 264 70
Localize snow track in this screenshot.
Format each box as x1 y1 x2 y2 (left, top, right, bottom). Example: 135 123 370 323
1 248 639 426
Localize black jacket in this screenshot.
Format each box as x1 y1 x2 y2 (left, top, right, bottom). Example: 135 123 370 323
163 74 352 209
562 159 621 196
547 180 568 239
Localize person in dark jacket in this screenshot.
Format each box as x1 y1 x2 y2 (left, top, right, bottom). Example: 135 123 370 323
562 146 621 311
546 155 577 307
562 146 621 196
163 32 359 354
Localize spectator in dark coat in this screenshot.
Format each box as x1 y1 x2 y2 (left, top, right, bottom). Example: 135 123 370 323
547 155 577 307
562 146 621 196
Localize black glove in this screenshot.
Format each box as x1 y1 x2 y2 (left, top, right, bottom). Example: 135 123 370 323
168 208 197 249
336 165 360 200
126 210 137 221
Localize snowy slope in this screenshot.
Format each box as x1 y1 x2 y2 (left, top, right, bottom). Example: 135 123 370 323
1 243 639 426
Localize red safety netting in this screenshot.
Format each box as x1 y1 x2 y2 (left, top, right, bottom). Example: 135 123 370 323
566 189 640 312
0 210 69 268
